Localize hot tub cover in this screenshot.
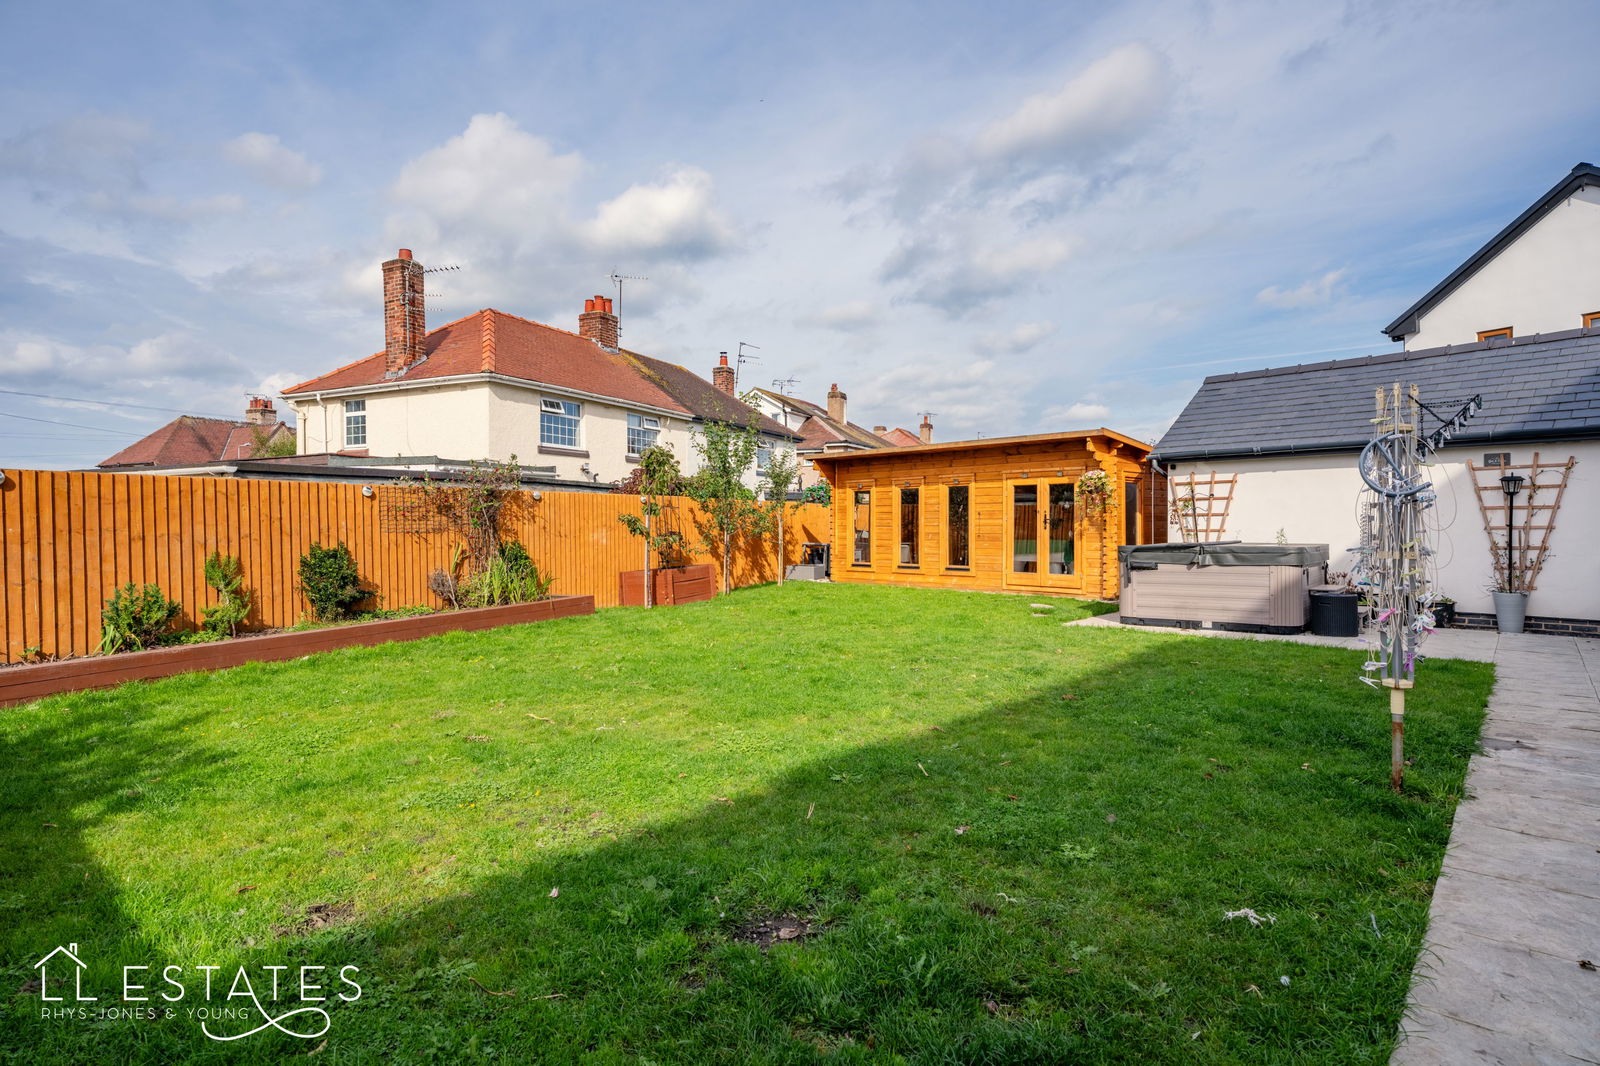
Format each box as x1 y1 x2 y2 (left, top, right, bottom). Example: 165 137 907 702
1118 542 1329 568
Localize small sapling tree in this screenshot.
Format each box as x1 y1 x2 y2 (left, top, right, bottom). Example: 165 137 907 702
683 421 771 596
616 445 688 608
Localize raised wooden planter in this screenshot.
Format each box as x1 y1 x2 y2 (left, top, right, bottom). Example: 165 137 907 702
0 595 594 707
618 564 716 607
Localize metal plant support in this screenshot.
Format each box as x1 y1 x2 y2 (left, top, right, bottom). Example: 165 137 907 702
1353 384 1481 792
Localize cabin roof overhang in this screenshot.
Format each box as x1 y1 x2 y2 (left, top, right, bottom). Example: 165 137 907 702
808 428 1151 472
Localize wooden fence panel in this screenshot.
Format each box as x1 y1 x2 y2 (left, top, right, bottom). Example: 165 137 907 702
0 468 829 661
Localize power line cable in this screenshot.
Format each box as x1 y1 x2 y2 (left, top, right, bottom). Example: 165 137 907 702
0 387 235 419
0 410 144 436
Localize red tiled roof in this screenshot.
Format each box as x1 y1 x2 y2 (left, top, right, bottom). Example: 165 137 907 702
882 427 921 447
98 418 294 468
282 309 689 414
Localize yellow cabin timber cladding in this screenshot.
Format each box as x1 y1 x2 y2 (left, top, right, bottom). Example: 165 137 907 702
0 468 829 661
810 430 1155 601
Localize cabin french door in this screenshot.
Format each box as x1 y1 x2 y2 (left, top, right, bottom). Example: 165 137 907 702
1003 477 1081 591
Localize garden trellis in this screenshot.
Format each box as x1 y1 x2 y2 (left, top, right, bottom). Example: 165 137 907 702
1352 383 1481 792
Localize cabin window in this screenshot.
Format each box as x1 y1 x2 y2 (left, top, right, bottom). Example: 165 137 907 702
344 399 367 448
1047 483 1075 575
899 488 919 567
1012 485 1038 573
947 485 970 568
1476 327 1513 341
626 413 659 457
1125 479 1141 545
541 398 582 448
852 490 872 565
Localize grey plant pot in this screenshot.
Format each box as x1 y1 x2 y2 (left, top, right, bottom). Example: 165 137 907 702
1492 590 1528 634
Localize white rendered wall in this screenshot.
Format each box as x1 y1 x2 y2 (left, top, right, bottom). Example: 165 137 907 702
287 381 795 491
1167 440 1599 620
1406 188 1600 349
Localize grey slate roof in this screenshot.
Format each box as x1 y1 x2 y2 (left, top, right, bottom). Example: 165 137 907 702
1152 327 1600 461
1382 163 1600 341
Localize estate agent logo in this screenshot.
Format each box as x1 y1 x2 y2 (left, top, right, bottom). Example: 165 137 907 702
33 943 361 1043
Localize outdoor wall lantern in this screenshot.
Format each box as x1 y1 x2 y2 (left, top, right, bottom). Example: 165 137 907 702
1499 472 1525 591
361 484 374 498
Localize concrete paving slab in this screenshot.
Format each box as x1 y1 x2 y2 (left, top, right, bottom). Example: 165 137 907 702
1466 758 1600 809
1425 867 1600 959
1394 1006 1600 1066
1399 931 1600 1062
1459 788 1600 845
1442 819 1600 900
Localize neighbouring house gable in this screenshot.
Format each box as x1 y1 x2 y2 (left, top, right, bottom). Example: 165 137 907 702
1384 163 1600 349
1153 328 1600 462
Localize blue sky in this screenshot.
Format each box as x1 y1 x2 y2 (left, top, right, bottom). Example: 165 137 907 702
2 0 1597 468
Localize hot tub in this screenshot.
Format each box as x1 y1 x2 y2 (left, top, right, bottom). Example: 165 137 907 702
1117 542 1330 634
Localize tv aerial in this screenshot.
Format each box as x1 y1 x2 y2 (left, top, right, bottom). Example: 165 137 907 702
609 271 648 340
734 342 761 387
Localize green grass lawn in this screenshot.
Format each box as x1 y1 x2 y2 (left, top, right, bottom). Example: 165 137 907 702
0 583 1492 1065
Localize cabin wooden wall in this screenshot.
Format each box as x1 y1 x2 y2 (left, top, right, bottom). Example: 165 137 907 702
820 437 1150 600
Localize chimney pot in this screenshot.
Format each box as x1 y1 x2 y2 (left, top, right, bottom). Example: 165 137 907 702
397 248 412 260
712 353 736 395
578 293 619 348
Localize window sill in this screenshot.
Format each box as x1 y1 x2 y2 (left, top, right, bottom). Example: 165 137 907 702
897 565 920 570
944 566 970 572
538 445 590 458
625 454 641 465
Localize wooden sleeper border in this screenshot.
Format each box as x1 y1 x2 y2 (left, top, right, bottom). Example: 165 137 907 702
0 595 595 707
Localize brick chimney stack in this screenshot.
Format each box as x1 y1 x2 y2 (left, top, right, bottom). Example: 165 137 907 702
919 415 933 444
827 383 846 424
872 425 887 435
244 396 276 426
579 295 619 349
712 353 735 395
383 249 426 378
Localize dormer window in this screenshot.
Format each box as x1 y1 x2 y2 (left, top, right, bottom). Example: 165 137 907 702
1583 312 1600 329
1477 327 1513 341
540 398 581 448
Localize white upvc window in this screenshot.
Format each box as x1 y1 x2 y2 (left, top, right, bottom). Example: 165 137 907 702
756 441 774 473
344 399 367 447
540 398 581 448
627 413 660 457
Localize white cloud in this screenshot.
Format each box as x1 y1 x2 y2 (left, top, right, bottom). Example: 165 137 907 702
392 112 583 230
975 43 1173 166
1058 402 1111 423
813 300 880 331
585 166 736 259
979 321 1057 354
1257 268 1348 309
223 132 323 190
974 236 1072 279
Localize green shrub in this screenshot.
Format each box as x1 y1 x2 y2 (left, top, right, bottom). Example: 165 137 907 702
98 583 183 654
200 552 251 639
298 542 368 621
459 541 553 607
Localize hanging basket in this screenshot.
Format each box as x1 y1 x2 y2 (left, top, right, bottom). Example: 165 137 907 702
1076 470 1113 519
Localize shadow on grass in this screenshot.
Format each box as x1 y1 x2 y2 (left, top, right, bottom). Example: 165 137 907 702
0 685 226 1055
0 623 1492 1065
317 637 1487 1065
